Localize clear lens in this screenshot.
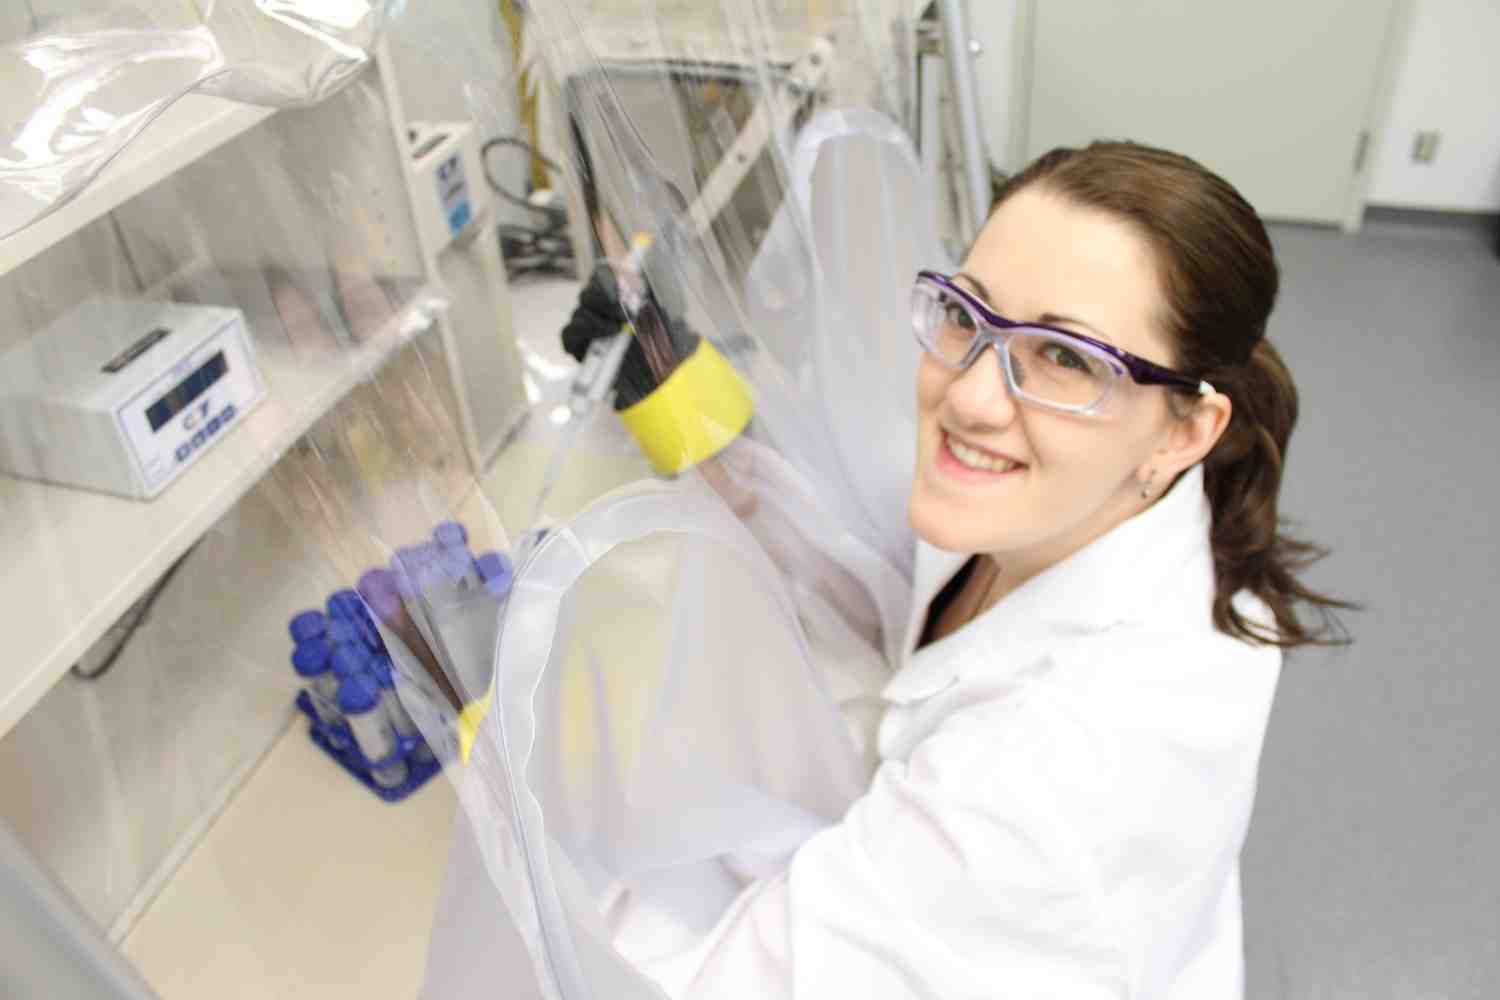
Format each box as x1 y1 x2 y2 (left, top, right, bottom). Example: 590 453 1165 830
1008 330 1118 409
912 277 1124 411
911 281 977 367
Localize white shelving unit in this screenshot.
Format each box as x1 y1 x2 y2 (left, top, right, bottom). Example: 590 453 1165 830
0 309 425 736
0 53 525 742
0 40 529 959
0 96 276 278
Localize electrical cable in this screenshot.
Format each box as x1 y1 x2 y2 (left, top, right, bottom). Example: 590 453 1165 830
482 135 576 279
70 544 198 682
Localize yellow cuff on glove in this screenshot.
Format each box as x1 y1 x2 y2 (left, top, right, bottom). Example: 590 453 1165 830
618 337 753 475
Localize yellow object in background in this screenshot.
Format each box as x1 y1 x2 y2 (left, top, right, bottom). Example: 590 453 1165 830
457 691 493 763
619 338 753 475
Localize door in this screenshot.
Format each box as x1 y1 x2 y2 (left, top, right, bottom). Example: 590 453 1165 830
1019 0 1400 224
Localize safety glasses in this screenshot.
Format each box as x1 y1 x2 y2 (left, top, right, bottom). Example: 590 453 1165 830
911 270 1214 416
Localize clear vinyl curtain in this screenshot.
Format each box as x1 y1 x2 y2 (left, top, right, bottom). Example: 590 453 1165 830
422 2 951 998
0 0 515 987
0 1 950 996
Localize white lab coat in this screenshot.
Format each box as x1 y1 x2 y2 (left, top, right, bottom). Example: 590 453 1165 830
638 462 1282 999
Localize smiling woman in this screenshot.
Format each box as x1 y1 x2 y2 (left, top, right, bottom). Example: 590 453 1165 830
911 142 1354 647
431 25 1358 987
530 139 1356 1000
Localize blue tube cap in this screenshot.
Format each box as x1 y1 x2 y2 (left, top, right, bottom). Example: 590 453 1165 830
336 672 381 715
326 588 364 622
291 640 331 677
433 520 468 550
475 551 513 599
288 610 326 643
327 619 358 648
331 643 369 680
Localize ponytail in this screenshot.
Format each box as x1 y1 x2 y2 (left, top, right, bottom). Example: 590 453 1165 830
1199 340 1356 647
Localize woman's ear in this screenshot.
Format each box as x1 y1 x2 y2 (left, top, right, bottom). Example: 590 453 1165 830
1154 391 1232 481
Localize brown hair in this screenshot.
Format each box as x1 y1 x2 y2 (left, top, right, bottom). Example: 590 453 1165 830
992 141 1355 649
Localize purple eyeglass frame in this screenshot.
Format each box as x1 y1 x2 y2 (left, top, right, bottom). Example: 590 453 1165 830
915 270 1215 399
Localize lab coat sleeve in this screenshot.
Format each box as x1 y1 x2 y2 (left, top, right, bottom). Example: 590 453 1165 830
656 686 1134 1000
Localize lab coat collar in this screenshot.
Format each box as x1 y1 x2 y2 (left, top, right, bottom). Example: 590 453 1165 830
890 464 1212 704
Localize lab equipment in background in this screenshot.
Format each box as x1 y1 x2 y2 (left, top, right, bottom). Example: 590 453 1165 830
408 121 489 252
0 300 266 500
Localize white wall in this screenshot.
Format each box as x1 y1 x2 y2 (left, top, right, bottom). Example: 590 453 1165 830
1367 0 1500 212
967 0 1021 174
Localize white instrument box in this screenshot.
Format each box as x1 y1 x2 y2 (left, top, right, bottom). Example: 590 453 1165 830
407 120 487 253
0 299 266 500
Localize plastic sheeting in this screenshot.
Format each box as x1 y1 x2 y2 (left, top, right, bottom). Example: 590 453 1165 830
1 1 949 995
0 0 522 981
422 3 950 997
0 0 400 238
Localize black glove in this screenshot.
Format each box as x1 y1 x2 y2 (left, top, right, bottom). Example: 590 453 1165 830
560 262 699 410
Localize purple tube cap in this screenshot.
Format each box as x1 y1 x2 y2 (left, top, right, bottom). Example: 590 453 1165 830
433 520 468 549
358 569 403 623
475 551 513 599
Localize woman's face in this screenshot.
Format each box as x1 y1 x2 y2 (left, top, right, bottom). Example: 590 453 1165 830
909 186 1188 576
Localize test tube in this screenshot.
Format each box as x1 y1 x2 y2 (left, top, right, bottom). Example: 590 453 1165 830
433 522 481 591
337 672 408 790
291 640 343 730
357 568 461 711
392 544 456 667
370 652 421 743
329 587 382 650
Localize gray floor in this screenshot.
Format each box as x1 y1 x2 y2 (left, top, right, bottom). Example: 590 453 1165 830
1242 219 1500 998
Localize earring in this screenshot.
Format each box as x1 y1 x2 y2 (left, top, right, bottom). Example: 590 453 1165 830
1140 470 1156 499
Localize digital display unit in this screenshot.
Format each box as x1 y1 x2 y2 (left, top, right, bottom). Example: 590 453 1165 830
145 351 228 432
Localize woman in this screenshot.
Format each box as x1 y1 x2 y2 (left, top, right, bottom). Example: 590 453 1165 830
544 140 1351 998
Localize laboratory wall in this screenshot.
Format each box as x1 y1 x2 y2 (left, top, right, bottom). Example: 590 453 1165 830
974 1 1498 217
967 0 1019 175
1364 0 1500 212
